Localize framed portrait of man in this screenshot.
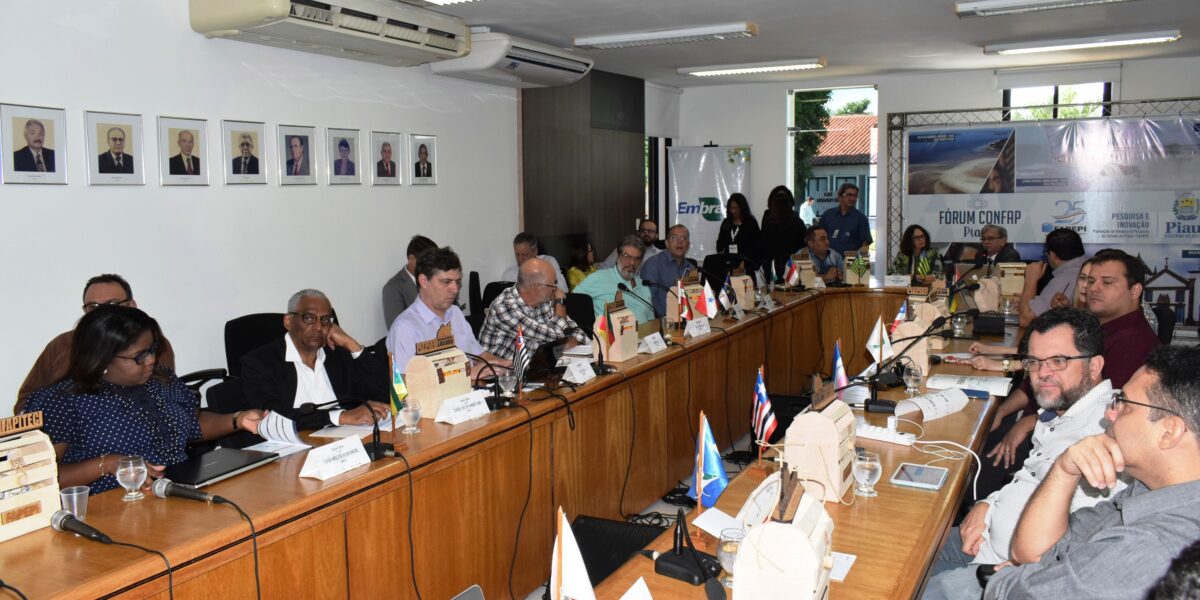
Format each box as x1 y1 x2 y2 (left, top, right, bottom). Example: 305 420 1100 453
86 111 144 186
278 124 316 186
159 116 208 186
410 133 436 186
2 103 67 185
222 120 267 185
327 127 361 185
370 131 401 186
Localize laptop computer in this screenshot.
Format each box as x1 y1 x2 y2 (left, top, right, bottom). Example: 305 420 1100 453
164 447 279 489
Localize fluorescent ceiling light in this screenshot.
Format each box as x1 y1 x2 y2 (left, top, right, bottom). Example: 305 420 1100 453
574 22 757 50
678 58 826 77
983 30 1181 54
424 0 479 5
956 0 1137 17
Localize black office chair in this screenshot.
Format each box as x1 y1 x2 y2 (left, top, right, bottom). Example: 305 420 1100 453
224 313 287 377
1152 304 1176 345
481 281 514 311
565 292 595 337
468 270 482 317
701 253 744 290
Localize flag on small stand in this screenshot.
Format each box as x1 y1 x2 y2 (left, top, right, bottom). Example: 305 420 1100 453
513 325 531 388
866 317 895 365
677 280 692 321
388 353 408 443
848 254 869 279
889 301 908 335
596 307 615 346
784 257 801 287
751 367 776 459
832 340 850 401
550 506 596 600
915 252 931 277
687 411 729 509
697 280 718 318
718 275 735 312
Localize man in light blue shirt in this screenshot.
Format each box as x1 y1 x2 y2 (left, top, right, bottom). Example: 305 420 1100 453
640 224 695 317
387 246 510 379
573 235 655 323
819 183 872 256
799 196 817 225
805 225 843 283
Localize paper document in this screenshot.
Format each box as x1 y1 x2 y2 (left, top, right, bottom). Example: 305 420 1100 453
245 440 310 458
563 345 594 357
310 415 395 439
896 388 969 421
829 552 856 582
259 411 306 445
926 374 1011 397
692 507 742 539
618 577 653 600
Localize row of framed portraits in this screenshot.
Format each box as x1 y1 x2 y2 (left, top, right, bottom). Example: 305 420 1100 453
0 103 438 186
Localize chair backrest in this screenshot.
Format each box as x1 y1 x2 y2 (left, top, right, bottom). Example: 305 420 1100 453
701 253 744 290
565 292 595 337
225 313 286 377
468 270 482 317
481 281 515 313
1152 304 1177 345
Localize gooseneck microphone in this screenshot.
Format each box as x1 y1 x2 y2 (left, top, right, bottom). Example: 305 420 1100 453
51 510 112 544
463 352 508 410
300 397 390 460
153 478 226 504
617 283 673 345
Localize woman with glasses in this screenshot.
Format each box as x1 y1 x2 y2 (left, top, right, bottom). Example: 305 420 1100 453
23 306 262 494
890 224 944 285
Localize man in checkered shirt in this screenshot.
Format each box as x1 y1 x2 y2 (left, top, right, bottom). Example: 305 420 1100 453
480 258 589 360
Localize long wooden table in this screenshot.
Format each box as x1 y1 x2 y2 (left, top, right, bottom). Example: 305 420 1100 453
0 287 916 600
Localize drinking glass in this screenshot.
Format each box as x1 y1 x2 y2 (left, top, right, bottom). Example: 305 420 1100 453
400 403 422 435
115 456 148 502
1000 296 1015 315
951 314 969 337
853 451 882 498
717 528 745 588
498 374 517 398
904 365 924 397
59 486 90 520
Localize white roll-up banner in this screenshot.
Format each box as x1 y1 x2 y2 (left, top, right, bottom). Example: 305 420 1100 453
668 146 751 260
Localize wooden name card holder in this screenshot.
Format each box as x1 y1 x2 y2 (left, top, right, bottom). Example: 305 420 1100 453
782 383 856 503
730 274 756 311
0 412 59 543
405 324 471 419
795 251 817 289
998 262 1027 297
599 302 639 363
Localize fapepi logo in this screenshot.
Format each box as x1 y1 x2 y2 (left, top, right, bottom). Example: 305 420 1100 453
678 197 724 222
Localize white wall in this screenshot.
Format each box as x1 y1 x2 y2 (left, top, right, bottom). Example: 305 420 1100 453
1 1 520 413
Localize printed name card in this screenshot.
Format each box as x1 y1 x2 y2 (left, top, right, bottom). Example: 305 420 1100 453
434 390 491 425
563 360 597 385
684 317 712 339
639 332 668 354
885 275 912 288
298 435 370 481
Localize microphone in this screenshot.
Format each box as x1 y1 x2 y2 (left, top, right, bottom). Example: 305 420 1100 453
302 397 390 461
618 283 672 344
153 478 225 504
51 510 112 544
640 279 680 297
464 352 508 410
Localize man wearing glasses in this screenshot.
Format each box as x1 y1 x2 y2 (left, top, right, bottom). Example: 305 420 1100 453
231 132 259 175
987 345 1200 599
574 235 654 323
924 308 1127 600
479 258 588 360
97 126 135 174
241 289 388 430
973 224 1020 272
601 219 661 269
639 224 695 317
16 274 175 413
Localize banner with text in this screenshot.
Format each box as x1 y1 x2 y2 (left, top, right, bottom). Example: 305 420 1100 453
668 146 751 260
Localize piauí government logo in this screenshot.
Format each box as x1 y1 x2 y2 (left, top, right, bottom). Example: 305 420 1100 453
678 197 724 222
1174 193 1198 221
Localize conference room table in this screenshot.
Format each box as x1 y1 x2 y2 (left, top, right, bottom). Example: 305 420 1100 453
0 284 1001 600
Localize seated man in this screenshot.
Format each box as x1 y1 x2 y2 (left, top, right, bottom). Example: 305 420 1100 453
242 289 388 431
500 232 567 292
600 219 661 268
986 345 1200 599
1018 228 1086 327
388 246 510 379
480 258 589 360
923 308 1126 600
574 235 654 323
804 225 843 283
382 234 437 329
973 224 1021 274
17 274 176 414
639 224 695 317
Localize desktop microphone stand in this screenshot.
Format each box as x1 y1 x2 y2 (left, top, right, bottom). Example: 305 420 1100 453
464 352 507 410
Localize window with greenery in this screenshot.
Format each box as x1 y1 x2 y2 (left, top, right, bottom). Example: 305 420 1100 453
1003 82 1111 121
792 90 833 202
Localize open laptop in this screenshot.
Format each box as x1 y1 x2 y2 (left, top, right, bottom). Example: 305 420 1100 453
164 447 280 489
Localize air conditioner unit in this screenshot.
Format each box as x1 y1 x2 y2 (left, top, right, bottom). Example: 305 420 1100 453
430 32 593 88
190 0 470 67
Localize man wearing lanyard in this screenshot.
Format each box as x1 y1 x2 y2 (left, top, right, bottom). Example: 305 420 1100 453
819 183 872 256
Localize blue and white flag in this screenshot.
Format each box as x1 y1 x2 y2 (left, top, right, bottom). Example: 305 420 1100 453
833 340 850 401
687 411 729 509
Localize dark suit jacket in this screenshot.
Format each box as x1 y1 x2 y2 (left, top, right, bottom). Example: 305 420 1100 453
14 147 54 172
414 160 432 178
97 152 134 174
231 155 259 175
376 160 397 177
333 159 355 176
286 157 309 176
382 269 419 328
241 337 387 431
169 154 200 176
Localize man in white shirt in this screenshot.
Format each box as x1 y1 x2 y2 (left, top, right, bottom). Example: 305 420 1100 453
500 232 568 292
241 289 390 431
922 307 1128 600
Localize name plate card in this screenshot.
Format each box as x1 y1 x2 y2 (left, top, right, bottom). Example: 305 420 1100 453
760 293 777 311
562 360 597 385
638 332 668 354
684 317 712 339
884 275 912 288
434 390 491 425
299 435 370 481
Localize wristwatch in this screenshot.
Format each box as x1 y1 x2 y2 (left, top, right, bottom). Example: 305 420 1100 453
231 411 242 431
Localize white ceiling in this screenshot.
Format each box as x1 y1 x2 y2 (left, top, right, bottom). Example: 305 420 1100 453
422 0 1199 87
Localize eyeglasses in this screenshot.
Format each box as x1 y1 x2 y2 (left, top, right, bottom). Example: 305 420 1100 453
618 252 643 262
1020 354 1093 372
115 340 160 366
83 298 131 311
980 236 1003 242
668 235 690 242
1109 390 1183 418
526 283 557 291
288 312 336 326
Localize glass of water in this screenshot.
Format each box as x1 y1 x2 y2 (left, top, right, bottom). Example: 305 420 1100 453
498 374 517 398
853 451 882 498
399 402 422 435
951 314 969 337
717 528 745 588
115 456 148 502
904 365 924 397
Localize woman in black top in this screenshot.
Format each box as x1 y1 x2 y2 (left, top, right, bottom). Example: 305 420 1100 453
758 185 807 282
716 193 760 256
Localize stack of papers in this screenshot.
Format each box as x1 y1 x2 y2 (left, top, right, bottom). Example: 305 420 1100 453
245 412 311 457
925 374 1011 397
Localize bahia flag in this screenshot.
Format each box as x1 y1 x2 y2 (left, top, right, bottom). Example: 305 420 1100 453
697 280 719 318
889 301 908 335
549 506 596 600
784 257 801 286
865 317 895 365
514 325 531 385
718 274 734 312
832 340 850 401
388 352 408 419
677 280 692 321
687 411 729 509
751 367 777 456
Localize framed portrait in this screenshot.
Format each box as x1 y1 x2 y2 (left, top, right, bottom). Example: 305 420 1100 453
158 116 208 186
327 128 361 185
222 120 267 185
410 133 437 185
86 111 144 185
278 124 317 185
1 103 67 185
370 131 402 186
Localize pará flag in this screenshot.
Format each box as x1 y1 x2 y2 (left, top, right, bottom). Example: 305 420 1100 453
751 367 776 454
832 340 850 401
388 352 408 418
698 280 718 318
687 411 729 509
